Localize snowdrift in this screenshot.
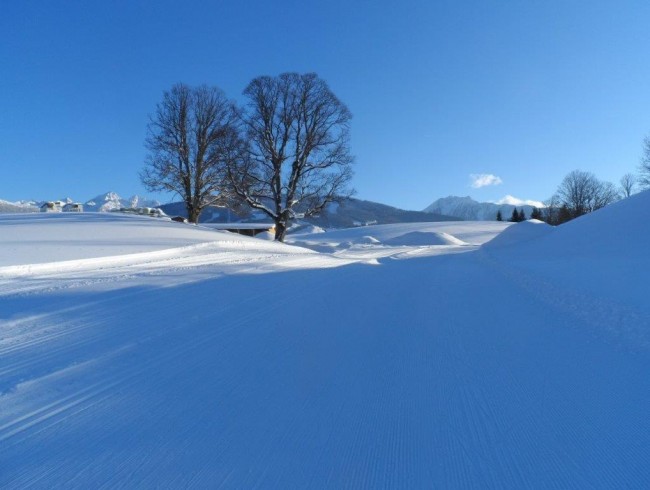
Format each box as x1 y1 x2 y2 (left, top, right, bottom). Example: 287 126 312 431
532 190 650 259
347 235 382 245
484 190 650 313
0 212 296 268
384 231 467 246
289 221 509 248
482 219 553 249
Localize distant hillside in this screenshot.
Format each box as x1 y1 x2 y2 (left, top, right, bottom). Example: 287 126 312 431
424 195 544 221
307 198 458 228
160 198 458 229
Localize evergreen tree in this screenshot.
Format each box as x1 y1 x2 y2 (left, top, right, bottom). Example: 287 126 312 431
509 208 519 222
496 210 503 221
530 207 542 220
519 208 527 221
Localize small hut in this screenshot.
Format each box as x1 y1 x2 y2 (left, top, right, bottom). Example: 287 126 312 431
40 201 63 213
63 203 84 212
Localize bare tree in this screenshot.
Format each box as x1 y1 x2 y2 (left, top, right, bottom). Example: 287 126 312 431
542 195 561 225
620 173 637 198
593 181 621 209
141 83 240 223
226 73 354 241
553 170 619 220
639 136 650 189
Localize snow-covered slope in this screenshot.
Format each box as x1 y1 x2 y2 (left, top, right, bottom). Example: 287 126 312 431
0 213 240 267
1 198 650 487
483 190 650 316
424 195 543 220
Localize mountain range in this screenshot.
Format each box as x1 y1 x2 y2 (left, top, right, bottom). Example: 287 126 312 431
83 192 161 212
0 193 161 214
159 198 457 228
1 192 546 225
423 195 545 221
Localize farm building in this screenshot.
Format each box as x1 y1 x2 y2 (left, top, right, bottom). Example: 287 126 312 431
40 201 64 213
202 223 276 237
63 203 83 212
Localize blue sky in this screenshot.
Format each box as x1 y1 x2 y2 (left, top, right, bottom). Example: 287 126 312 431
1 0 649 210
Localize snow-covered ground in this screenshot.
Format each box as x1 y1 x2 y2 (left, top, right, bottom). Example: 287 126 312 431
1 195 649 488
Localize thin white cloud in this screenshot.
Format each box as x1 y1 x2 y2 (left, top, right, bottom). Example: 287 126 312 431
470 173 503 188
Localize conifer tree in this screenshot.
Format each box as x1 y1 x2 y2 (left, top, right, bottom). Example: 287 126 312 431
509 208 519 222
496 210 503 221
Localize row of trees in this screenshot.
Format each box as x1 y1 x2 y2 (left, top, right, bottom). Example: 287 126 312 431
495 170 635 225
496 207 543 222
545 170 620 224
141 73 354 241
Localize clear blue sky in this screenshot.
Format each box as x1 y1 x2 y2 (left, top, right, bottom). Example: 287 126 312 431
1 0 649 210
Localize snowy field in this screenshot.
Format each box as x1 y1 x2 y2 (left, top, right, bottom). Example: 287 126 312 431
1 195 650 488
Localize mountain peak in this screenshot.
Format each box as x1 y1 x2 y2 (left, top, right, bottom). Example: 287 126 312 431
83 192 160 212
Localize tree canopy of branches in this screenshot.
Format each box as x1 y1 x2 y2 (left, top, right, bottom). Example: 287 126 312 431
639 136 650 189
552 170 619 222
226 73 354 241
620 173 637 198
141 83 239 223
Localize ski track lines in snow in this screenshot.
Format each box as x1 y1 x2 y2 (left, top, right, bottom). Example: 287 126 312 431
2 247 650 488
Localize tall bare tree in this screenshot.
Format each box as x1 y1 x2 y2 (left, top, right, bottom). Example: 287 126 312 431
226 73 354 241
141 83 239 223
620 173 637 198
639 136 650 189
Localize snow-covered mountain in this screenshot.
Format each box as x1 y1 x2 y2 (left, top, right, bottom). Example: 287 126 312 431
84 192 160 212
424 195 544 221
0 192 161 213
0 199 39 213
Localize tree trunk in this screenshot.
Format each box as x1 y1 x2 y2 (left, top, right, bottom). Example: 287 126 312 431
188 205 201 224
274 220 287 242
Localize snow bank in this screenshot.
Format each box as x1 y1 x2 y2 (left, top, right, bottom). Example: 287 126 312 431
289 221 509 247
482 219 553 249
384 231 467 246
0 212 283 267
351 235 381 245
485 190 650 314
533 191 650 259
